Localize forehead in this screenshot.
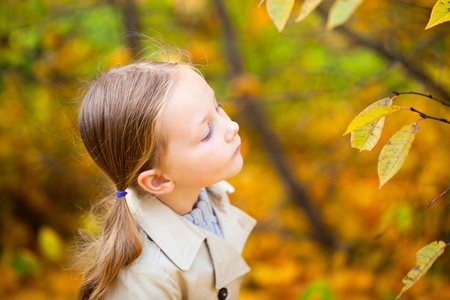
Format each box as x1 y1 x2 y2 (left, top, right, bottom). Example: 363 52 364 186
159 67 213 139
173 66 209 93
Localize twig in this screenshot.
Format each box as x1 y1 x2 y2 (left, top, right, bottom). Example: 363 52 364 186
313 5 450 104
393 0 430 11
427 186 450 207
409 107 450 125
338 27 450 102
393 91 450 107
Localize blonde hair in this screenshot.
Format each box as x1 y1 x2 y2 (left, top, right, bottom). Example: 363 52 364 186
77 61 185 300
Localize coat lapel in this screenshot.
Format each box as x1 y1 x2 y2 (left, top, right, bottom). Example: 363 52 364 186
205 232 251 289
206 182 257 288
126 188 206 271
207 182 257 254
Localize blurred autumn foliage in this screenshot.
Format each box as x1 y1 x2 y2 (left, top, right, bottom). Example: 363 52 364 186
1 0 449 299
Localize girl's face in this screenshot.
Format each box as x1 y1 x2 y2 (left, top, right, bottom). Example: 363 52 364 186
159 67 243 190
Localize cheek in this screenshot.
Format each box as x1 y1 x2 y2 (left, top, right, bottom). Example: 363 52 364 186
197 150 228 171
200 153 223 168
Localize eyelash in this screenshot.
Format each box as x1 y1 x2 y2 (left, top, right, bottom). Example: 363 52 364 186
202 103 222 142
202 126 214 142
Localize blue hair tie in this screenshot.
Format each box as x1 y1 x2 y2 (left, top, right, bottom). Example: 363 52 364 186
116 191 127 197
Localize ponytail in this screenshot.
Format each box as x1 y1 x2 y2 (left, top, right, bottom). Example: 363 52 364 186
78 195 142 300
76 61 183 299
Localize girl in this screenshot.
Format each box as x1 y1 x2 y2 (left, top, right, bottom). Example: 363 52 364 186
77 59 256 300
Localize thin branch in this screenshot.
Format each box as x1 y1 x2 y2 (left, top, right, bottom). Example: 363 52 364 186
409 107 450 125
314 7 450 104
427 186 450 207
393 0 430 11
393 91 450 107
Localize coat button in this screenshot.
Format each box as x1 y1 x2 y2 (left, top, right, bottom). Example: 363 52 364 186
218 287 228 299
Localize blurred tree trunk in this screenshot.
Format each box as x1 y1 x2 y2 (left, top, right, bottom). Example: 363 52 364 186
110 0 142 59
212 0 338 249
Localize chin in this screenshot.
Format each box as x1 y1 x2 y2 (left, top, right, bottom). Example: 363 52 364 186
228 155 244 178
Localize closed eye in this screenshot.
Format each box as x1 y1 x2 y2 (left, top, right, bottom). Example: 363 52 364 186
201 103 222 142
202 125 213 142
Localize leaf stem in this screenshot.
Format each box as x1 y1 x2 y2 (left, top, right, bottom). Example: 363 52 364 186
393 91 450 107
409 107 450 125
427 186 450 208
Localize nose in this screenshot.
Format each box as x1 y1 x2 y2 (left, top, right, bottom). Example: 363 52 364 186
225 120 239 142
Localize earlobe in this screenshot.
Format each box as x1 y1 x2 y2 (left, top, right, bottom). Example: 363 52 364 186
138 170 174 195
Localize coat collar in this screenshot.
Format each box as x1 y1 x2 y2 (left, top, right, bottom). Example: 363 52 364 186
126 181 256 288
125 188 204 271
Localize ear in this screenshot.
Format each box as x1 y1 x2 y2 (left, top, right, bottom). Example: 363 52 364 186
138 169 174 195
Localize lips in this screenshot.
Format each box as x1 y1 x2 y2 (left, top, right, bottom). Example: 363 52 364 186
234 144 241 155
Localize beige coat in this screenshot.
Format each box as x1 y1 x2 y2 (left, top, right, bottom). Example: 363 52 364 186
104 181 256 300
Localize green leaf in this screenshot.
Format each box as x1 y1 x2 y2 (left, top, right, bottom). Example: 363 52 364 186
396 241 447 299
266 0 295 33
425 1 450 30
351 97 392 151
378 203 412 234
298 279 334 300
29 0 46 13
79 6 123 45
37 226 63 259
326 0 363 30
295 0 324 23
13 249 40 277
378 123 419 188
343 105 404 136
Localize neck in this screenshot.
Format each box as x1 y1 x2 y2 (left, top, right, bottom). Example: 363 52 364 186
157 187 202 215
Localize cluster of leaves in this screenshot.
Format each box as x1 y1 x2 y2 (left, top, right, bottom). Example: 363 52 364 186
344 92 450 189
343 92 449 298
262 0 450 33
261 0 450 298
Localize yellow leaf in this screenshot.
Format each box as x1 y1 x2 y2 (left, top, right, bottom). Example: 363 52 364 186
295 0 324 23
425 0 450 30
396 241 447 299
37 226 63 259
343 105 404 136
351 97 392 151
378 123 419 188
326 0 363 30
266 0 294 33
